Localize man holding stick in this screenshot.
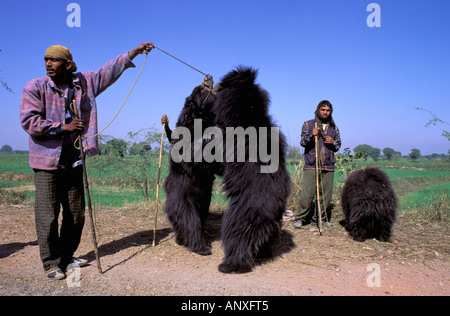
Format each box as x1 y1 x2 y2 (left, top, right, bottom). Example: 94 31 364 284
293 100 341 229
20 42 154 280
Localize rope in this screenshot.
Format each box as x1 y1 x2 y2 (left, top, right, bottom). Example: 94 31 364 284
87 51 150 140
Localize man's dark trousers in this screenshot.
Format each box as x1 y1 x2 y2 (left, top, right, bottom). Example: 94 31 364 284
34 166 85 271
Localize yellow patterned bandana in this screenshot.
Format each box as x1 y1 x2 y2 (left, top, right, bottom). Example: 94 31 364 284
45 45 77 72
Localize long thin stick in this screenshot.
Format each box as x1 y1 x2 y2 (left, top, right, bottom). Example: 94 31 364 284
73 101 102 273
153 123 165 247
154 45 208 77
315 122 323 235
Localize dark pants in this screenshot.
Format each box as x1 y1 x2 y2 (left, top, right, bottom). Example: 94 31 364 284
34 167 85 271
294 169 334 223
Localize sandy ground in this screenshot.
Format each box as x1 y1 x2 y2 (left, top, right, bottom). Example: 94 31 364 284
0 204 448 297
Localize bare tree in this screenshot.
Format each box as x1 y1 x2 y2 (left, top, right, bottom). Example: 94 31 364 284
416 107 449 141
1 49 14 93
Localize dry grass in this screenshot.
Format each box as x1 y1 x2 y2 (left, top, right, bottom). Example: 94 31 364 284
286 160 304 210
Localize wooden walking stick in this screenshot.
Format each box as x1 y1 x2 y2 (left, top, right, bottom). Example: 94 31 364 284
72 101 102 274
153 123 165 247
314 122 323 235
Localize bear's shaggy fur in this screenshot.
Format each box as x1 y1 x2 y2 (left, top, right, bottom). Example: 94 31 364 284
164 67 292 273
163 85 219 256
340 167 397 242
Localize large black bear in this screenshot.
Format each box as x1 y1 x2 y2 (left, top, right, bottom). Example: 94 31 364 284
163 82 220 256
340 167 397 242
164 67 292 273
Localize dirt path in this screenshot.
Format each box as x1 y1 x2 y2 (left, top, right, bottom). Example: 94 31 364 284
0 204 448 296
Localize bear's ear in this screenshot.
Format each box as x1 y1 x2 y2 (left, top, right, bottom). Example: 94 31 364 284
234 66 257 87
219 66 258 89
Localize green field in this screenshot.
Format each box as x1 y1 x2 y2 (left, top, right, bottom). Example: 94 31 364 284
0 153 32 174
1 154 449 222
402 182 449 209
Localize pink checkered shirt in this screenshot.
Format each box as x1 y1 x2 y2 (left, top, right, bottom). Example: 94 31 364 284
20 53 135 170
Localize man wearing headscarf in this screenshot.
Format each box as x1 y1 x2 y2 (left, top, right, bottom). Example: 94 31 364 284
20 42 154 280
293 100 341 229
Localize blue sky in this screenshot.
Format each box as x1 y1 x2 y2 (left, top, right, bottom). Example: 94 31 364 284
1 0 449 155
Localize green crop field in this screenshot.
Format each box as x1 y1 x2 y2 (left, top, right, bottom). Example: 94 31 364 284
1 153 449 223
0 153 32 174
401 182 450 209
